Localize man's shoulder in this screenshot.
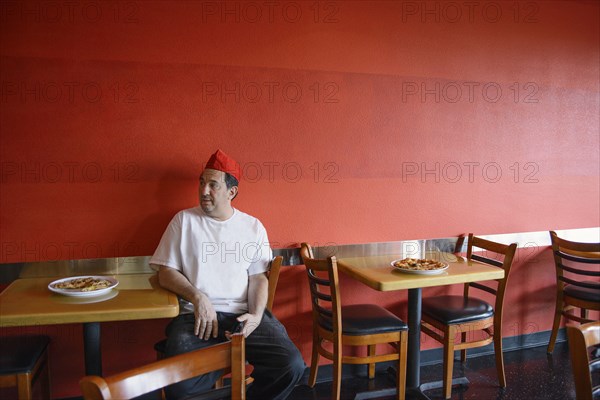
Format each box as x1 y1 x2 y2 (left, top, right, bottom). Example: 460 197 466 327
172 206 203 222
232 209 266 229
178 206 202 216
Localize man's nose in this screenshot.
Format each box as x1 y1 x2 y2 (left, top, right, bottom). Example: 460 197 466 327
200 184 210 195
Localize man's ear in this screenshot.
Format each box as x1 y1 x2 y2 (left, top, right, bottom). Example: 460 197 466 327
229 185 238 200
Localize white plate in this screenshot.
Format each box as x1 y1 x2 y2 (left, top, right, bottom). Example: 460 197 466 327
53 289 119 304
390 259 449 275
48 276 119 297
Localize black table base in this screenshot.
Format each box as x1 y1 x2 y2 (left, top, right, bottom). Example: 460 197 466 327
83 322 102 376
352 377 469 400
352 288 470 399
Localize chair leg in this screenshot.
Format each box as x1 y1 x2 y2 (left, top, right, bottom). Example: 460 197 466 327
493 331 506 387
442 327 456 400
41 361 51 400
368 345 376 379
214 374 225 389
308 336 320 387
460 331 467 362
547 297 563 353
17 373 33 400
157 350 168 399
332 342 342 400
397 334 407 400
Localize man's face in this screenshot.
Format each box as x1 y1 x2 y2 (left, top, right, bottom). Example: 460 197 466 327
199 169 237 219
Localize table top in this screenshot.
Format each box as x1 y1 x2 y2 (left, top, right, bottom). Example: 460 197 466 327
337 253 505 291
0 273 179 327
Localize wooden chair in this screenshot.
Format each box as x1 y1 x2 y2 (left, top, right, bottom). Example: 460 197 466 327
0 335 51 400
300 243 408 400
547 231 600 354
420 234 517 399
80 333 246 400
567 321 600 400
266 255 283 313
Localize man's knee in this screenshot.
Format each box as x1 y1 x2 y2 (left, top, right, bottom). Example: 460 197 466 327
166 332 199 356
287 348 306 382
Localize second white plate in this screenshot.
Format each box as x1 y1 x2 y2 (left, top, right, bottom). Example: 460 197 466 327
48 276 119 297
390 260 449 275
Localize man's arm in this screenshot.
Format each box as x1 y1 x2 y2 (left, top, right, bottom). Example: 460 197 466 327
155 265 218 340
234 272 268 337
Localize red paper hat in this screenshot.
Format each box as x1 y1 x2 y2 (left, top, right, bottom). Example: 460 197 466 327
205 149 241 181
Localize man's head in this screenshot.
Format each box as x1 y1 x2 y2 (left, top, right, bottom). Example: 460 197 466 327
199 150 240 220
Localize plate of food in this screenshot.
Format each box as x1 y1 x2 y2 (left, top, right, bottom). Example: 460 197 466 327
391 258 449 275
48 276 119 297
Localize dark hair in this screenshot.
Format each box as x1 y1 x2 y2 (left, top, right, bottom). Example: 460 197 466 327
225 173 239 200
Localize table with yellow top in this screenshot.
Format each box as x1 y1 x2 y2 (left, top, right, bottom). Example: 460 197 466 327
337 252 505 399
0 273 179 376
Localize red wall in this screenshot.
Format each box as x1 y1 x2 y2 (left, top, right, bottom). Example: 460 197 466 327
1 1 599 398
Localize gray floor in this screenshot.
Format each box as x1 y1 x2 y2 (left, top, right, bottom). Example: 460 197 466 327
288 341 580 400
43 340 585 400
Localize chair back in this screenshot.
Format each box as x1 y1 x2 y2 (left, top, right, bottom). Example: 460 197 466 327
300 243 342 337
465 234 518 320
80 334 246 400
549 231 600 310
0 335 51 400
266 256 283 312
567 321 600 400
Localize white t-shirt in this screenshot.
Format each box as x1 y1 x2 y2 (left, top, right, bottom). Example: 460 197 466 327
150 207 272 314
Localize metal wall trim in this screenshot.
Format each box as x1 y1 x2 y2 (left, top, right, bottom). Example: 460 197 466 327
1 227 598 281
286 227 599 264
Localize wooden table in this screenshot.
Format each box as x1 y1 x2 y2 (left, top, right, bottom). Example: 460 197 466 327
0 273 179 376
337 253 504 399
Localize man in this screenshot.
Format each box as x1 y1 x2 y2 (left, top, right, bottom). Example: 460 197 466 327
150 149 305 400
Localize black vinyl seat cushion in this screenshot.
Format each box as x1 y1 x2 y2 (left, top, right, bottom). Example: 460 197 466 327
564 282 600 303
318 304 408 336
0 335 50 375
423 295 494 325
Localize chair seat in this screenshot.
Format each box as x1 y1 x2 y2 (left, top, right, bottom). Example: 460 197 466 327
423 295 493 325
0 335 50 375
319 304 408 336
564 282 600 303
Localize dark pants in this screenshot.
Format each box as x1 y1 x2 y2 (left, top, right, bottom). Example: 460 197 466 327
164 311 305 400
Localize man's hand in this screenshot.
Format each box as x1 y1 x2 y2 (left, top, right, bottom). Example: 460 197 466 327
156 266 219 341
192 292 218 340
226 312 262 338
228 272 267 339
